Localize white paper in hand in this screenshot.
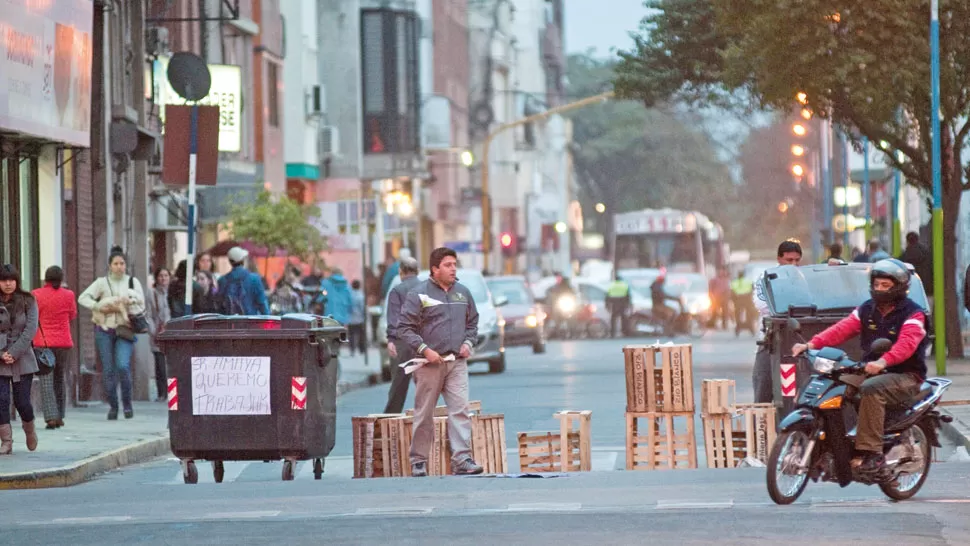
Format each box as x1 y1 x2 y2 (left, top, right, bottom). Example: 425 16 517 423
399 353 457 374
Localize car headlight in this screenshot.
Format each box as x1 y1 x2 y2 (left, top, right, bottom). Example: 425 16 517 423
813 357 836 373
524 315 538 328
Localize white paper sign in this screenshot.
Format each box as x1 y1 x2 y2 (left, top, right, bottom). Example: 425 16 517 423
191 356 271 416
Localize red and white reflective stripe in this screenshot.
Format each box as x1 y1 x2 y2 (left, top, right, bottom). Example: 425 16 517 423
780 364 797 397
903 318 926 334
291 377 307 410
167 378 178 411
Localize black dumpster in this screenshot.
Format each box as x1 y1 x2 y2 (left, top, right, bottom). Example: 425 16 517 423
157 313 346 484
760 263 930 419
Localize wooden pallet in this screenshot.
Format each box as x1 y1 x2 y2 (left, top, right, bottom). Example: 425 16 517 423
378 415 452 477
352 413 405 478
623 345 694 413
701 403 777 468
471 413 508 474
517 410 593 473
701 379 735 416
626 411 697 470
405 400 483 417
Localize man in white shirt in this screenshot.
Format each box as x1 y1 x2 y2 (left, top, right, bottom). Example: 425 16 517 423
752 240 803 403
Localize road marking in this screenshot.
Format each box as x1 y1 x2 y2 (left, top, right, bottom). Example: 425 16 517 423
809 499 890 508
925 498 970 503
200 511 281 519
355 507 434 516
505 503 583 512
655 500 734 510
51 516 133 524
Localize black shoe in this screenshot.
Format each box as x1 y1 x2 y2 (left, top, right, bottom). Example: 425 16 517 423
124 409 134 419
107 408 119 420
856 452 885 474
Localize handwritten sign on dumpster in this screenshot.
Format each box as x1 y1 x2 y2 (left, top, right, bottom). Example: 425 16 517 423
191 356 272 415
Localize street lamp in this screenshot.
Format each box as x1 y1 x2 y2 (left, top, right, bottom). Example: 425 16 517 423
796 92 808 104
595 202 606 213
792 123 807 136
554 221 567 234
791 144 805 157
791 164 805 177
800 108 812 120
460 149 475 167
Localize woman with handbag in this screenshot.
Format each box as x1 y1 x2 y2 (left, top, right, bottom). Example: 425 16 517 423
0 264 40 454
32 266 78 429
78 246 146 420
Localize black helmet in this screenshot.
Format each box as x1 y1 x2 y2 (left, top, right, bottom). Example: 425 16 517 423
869 258 910 304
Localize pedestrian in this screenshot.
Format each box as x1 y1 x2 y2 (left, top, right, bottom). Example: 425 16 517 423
145 267 171 402
383 257 421 414
823 242 843 264
216 247 270 315
168 260 205 318
751 239 802 403
899 232 933 304
708 267 731 330
605 273 631 338
193 269 222 313
195 252 219 283
269 266 304 315
348 279 367 355
382 249 411 299
320 268 352 326
32 266 78 429
397 247 484 476
0 264 40 454
730 272 756 336
77 246 147 420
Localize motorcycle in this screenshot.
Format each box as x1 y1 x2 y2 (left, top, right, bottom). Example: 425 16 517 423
631 295 707 339
766 317 952 505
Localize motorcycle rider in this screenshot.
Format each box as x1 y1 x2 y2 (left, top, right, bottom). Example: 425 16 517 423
546 272 577 333
650 269 680 334
791 259 928 474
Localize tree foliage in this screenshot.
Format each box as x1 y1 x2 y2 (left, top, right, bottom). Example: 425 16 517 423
615 0 970 356
223 190 328 264
566 53 743 239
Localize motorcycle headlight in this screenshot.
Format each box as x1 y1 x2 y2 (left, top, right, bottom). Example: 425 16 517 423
813 357 836 373
557 295 576 313
524 315 538 328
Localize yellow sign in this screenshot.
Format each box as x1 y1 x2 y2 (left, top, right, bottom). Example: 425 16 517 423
153 57 242 152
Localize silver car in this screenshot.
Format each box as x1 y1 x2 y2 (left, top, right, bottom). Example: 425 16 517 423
377 269 508 379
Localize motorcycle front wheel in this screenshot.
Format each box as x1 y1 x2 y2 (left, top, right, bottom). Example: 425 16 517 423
767 430 811 505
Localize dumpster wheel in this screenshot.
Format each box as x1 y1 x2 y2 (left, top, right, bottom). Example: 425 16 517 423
183 460 198 484
282 460 295 481
212 461 225 483
313 458 324 480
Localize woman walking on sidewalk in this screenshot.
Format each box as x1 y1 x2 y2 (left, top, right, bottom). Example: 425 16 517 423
78 246 147 420
32 266 78 429
0 264 40 454
146 267 171 401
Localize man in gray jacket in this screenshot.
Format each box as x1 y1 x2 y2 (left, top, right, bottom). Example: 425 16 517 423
383 257 420 413
397 247 483 476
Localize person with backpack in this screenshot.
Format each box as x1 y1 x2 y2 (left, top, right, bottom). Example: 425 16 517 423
320 268 352 325
217 247 270 316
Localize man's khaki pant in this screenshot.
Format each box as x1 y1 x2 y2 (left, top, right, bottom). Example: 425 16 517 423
854 373 921 453
409 358 472 465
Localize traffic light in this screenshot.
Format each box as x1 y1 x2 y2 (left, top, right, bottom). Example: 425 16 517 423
500 232 517 257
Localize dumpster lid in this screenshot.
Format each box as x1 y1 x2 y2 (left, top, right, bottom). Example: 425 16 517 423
762 263 930 317
158 313 345 339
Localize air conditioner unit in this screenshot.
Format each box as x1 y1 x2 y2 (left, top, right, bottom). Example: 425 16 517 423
149 193 188 232
318 126 339 158
307 85 325 120
145 27 170 57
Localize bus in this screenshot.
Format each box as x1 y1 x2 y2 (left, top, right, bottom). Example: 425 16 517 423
612 208 728 277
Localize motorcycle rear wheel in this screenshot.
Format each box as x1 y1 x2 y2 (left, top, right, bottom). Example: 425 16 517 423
879 423 931 501
767 430 811 505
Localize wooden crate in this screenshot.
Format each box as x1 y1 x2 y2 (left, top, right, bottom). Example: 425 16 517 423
626 411 697 470
517 410 593 473
471 413 508 474
379 415 452 477
623 345 694 413
405 400 482 417
701 379 735 415
701 403 777 468
352 413 405 478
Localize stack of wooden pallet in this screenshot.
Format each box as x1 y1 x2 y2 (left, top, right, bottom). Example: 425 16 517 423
700 379 777 468
517 411 593 473
352 401 507 477
623 344 697 470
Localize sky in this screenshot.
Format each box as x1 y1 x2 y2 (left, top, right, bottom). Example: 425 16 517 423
563 0 646 57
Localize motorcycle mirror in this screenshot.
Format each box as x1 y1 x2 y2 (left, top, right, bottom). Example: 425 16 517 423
870 338 892 355
787 318 802 333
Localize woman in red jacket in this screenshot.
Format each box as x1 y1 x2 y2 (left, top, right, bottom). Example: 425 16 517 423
32 267 77 429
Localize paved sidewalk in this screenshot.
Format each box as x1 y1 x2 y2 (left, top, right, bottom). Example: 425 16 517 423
0 349 382 489
936 359 970 451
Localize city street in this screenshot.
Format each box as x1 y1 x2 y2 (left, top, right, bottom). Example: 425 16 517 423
3 331 970 544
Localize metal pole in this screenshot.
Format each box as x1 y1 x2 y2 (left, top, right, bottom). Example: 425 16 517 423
892 162 903 256
480 91 614 273
821 120 833 245
863 137 872 241
930 0 946 375
184 104 199 315
840 130 849 249
810 149 822 261
358 181 369 368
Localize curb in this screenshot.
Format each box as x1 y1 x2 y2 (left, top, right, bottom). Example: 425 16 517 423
0 436 170 490
1 373 384 490
939 408 970 450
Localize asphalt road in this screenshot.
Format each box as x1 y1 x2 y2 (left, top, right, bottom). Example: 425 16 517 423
4 331 969 544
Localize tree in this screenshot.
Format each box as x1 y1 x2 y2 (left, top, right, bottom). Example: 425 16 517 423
222 190 328 274
566 53 744 242
614 0 970 357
